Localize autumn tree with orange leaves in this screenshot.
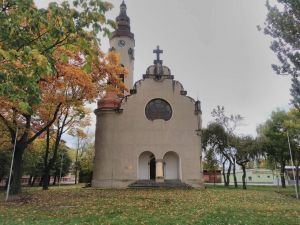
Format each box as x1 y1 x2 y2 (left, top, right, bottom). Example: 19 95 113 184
40 48 126 190
0 0 126 194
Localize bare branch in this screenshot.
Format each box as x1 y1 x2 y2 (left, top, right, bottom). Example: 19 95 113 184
0 113 15 142
28 103 62 144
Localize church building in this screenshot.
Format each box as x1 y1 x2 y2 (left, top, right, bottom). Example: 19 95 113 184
92 1 203 188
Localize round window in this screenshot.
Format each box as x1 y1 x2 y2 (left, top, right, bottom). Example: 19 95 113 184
145 99 172 121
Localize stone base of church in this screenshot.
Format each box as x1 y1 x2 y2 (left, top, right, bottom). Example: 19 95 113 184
92 178 204 189
92 179 136 189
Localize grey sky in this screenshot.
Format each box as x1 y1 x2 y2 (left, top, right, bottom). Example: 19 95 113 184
36 0 291 142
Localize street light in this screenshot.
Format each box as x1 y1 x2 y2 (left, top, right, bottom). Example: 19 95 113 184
5 126 18 202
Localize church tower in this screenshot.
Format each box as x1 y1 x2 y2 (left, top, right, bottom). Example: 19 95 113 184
109 0 135 93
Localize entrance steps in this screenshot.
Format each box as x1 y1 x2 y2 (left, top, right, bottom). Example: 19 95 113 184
128 180 192 189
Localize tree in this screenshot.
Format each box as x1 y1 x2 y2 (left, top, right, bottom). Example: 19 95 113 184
203 148 219 186
202 122 229 186
261 0 300 108
0 0 124 194
257 110 295 188
211 106 243 188
0 149 10 185
0 120 11 184
51 143 72 186
23 138 44 186
78 143 95 184
284 108 300 193
261 1 300 191
40 47 125 190
231 135 257 189
71 128 91 184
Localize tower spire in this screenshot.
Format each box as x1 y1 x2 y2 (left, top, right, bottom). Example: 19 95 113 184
109 0 135 92
111 0 134 40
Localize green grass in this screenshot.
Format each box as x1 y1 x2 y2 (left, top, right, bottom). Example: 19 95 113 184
0 185 299 225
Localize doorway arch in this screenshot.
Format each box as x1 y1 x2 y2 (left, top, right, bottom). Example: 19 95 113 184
163 151 180 180
138 151 156 180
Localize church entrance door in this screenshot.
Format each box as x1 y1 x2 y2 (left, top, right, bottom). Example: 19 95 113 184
150 157 156 180
138 151 156 180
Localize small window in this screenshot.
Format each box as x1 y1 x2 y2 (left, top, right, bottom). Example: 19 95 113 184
119 74 125 83
267 176 270 178
258 176 260 178
248 176 252 181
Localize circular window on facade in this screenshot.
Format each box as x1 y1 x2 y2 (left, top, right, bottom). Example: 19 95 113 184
145 98 172 121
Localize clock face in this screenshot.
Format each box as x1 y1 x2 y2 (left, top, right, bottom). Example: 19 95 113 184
118 40 126 47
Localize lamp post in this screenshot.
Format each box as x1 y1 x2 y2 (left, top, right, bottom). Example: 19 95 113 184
286 130 299 199
6 127 18 202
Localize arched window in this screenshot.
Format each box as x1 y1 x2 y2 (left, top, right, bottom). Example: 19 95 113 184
145 99 172 121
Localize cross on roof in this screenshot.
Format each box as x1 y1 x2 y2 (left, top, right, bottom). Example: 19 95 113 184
153 45 163 65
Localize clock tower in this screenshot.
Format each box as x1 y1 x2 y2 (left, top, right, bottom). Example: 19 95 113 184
109 0 135 93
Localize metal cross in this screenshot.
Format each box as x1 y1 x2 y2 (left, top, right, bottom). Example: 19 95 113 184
153 45 163 65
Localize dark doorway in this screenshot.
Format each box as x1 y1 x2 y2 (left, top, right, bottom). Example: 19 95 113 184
150 157 156 180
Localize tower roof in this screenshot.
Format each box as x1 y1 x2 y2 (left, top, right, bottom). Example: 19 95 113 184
111 0 134 40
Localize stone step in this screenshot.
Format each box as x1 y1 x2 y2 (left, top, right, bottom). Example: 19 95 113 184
128 180 192 189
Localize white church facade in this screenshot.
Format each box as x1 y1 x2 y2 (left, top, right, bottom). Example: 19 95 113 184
92 1 203 188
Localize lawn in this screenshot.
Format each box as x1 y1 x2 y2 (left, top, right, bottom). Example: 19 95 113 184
0 185 299 225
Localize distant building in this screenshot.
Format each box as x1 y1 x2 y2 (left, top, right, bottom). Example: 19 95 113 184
203 170 222 183
222 168 291 186
285 166 300 185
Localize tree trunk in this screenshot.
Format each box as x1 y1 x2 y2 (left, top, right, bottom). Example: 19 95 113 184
242 165 247 189
31 176 37 186
296 161 299 194
89 171 93 184
226 161 232 187
222 159 227 186
43 113 67 189
53 175 57 185
39 176 43 186
28 175 32 186
75 167 78 184
233 158 238 188
5 177 9 189
42 128 51 190
213 169 216 187
42 167 51 190
10 144 25 195
75 146 79 184
280 161 286 188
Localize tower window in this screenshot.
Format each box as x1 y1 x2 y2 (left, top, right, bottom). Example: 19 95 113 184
119 74 125 83
128 48 134 60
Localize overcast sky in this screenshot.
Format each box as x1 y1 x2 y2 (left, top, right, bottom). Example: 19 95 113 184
36 0 291 145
